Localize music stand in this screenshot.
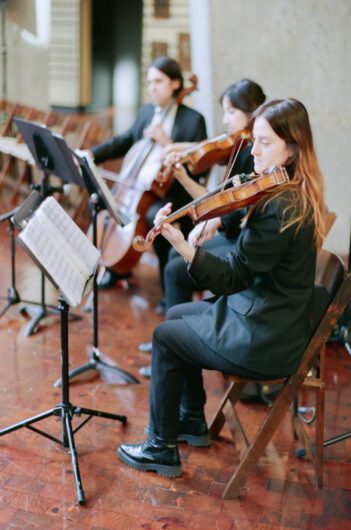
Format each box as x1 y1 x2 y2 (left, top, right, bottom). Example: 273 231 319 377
6 118 83 336
54 151 139 385
0 193 127 505
0 202 60 322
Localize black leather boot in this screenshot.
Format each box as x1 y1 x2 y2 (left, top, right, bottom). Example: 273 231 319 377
177 414 211 447
117 436 182 477
145 414 211 447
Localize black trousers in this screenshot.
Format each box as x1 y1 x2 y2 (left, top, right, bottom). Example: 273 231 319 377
149 301 279 441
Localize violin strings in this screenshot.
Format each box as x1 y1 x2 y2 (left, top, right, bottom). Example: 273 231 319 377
194 136 245 247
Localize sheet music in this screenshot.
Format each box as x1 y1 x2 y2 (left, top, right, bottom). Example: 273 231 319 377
19 198 100 308
40 197 99 271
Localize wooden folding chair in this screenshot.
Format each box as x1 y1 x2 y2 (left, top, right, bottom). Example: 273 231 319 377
209 250 350 499
0 104 37 200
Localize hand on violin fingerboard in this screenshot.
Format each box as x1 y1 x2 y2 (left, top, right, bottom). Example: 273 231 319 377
171 163 188 184
153 202 173 226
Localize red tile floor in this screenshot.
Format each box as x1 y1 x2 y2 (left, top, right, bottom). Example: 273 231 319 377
0 217 350 529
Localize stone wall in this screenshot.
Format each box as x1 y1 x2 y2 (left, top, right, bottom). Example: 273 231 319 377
190 0 351 255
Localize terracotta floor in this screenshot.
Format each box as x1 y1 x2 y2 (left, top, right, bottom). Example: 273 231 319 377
0 216 350 530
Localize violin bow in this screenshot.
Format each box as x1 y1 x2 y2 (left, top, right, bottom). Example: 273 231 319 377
193 132 248 247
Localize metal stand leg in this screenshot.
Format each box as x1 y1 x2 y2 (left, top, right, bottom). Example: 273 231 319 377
54 345 140 386
21 269 81 337
54 194 139 387
0 294 127 504
0 213 22 317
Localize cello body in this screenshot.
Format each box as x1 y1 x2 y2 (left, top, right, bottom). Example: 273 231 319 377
91 138 168 274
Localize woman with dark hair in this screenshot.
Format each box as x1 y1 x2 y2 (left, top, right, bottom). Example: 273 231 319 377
163 79 267 302
138 79 266 370
118 98 326 478
91 56 207 288
160 78 266 204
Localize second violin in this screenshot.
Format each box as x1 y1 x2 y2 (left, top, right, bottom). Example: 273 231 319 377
156 129 250 186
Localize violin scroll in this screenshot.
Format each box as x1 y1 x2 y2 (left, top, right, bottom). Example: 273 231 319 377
133 233 153 253
133 223 163 252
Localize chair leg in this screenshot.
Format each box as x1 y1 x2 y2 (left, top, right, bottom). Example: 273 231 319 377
0 156 13 192
209 381 245 437
222 379 299 499
314 384 325 487
10 163 32 205
224 400 250 451
315 345 326 487
292 347 325 488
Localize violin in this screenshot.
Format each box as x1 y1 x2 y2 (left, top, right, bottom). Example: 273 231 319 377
133 166 289 253
156 129 250 186
89 75 199 274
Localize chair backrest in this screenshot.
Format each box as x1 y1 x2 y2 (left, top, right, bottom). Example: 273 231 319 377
311 249 346 330
324 210 336 236
297 251 350 380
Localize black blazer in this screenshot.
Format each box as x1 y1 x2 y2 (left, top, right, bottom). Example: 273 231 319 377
185 189 316 377
91 103 207 207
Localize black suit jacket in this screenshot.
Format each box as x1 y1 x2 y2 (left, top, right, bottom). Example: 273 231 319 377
91 103 207 207
185 189 316 377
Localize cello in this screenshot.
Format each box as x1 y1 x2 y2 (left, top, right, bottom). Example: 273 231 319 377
91 75 199 275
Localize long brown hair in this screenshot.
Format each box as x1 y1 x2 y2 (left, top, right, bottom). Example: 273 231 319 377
249 98 326 248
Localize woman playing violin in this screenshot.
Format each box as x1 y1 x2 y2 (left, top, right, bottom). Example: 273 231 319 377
91 56 207 288
117 98 326 478
138 79 266 366
163 79 266 304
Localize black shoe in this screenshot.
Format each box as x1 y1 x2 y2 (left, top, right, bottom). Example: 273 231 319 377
138 342 152 353
177 416 211 446
139 364 152 378
145 416 211 447
155 298 166 315
98 269 132 289
117 437 182 477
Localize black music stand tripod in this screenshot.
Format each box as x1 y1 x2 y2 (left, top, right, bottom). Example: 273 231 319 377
0 199 63 330
0 195 127 505
5 118 83 336
0 293 126 504
54 155 139 386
